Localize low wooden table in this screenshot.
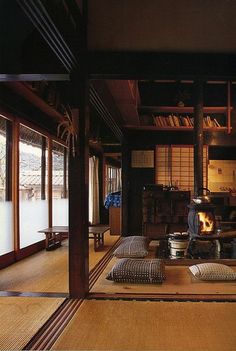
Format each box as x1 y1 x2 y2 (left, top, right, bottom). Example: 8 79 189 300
38 225 110 251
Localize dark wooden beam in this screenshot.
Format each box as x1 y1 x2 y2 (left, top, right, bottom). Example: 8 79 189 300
0 74 69 82
69 76 89 298
5 120 13 201
90 86 124 142
41 136 46 200
88 52 236 80
193 80 204 196
121 140 130 236
16 0 78 72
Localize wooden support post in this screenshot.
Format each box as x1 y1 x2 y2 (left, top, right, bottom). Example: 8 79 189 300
69 71 89 298
48 138 52 227
41 136 46 200
193 80 204 196
121 140 130 236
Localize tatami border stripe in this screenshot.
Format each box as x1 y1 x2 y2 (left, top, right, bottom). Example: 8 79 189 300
23 298 83 350
89 238 121 289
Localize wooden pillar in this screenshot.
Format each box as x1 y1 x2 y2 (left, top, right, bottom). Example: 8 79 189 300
5 120 12 201
41 136 46 200
121 139 130 236
48 138 52 227
69 71 89 298
193 80 204 196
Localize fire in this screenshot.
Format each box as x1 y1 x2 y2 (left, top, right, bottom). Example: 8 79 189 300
198 212 214 234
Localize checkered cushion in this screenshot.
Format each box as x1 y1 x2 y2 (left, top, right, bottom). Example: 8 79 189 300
113 236 149 258
189 263 236 281
106 258 165 283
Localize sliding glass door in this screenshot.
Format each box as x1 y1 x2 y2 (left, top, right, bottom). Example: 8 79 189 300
0 116 13 255
19 125 48 248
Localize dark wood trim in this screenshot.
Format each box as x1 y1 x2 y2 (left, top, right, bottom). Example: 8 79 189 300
87 292 236 302
63 148 68 199
88 52 236 80
41 136 46 200
5 82 65 122
193 80 204 196
24 299 82 351
69 71 89 298
90 85 124 142
121 141 130 236
15 240 45 261
16 0 77 72
0 291 68 298
227 80 231 134
0 74 70 82
48 138 53 227
0 251 15 269
13 121 20 251
5 119 13 201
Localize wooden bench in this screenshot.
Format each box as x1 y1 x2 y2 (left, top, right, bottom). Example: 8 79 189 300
38 225 110 251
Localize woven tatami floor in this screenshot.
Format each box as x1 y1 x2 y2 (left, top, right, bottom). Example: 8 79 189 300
0 297 64 350
51 299 236 351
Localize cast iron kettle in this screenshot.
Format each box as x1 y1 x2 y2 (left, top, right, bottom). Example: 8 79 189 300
192 187 211 204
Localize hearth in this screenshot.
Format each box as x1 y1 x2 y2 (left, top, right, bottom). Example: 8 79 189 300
187 199 218 258
187 202 216 238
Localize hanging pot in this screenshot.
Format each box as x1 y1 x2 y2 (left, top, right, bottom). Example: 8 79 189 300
192 188 211 204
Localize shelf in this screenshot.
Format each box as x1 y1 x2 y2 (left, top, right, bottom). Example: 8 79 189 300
5 82 65 122
139 106 232 114
125 125 231 132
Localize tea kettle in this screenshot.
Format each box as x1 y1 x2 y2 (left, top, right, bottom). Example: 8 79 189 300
192 188 211 204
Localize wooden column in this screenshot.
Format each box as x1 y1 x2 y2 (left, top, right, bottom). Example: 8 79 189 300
41 136 46 200
121 140 130 236
193 80 204 196
69 71 89 298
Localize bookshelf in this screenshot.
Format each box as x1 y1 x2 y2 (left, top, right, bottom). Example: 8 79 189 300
137 81 232 134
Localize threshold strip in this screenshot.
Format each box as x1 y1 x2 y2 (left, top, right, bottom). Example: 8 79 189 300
0 291 68 298
89 238 121 289
23 298 83 350
88 292 236 302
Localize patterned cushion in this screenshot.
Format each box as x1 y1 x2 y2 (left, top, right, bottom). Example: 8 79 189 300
113 236 149 258
106 258 165 283
189 263 236 281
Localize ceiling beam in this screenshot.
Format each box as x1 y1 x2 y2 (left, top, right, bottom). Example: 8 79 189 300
0 74 70 82
16 0 78 72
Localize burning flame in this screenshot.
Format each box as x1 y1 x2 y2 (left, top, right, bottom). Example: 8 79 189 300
198 212 214 234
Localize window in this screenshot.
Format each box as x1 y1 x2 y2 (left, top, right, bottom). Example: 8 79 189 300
155 145 208 194
105 165 121 197
0 116 13 255
19 125 48 248
52 141 68 226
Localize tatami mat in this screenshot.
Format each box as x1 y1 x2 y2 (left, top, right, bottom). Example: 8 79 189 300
0 297 64 350
0 233 118 293
91 257 236 295
51 299 236 351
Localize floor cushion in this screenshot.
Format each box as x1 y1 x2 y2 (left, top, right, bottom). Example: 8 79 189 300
106 258 165 283
113 236 149 258
189 263 236 281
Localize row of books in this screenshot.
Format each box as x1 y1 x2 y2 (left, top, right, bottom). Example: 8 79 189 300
153 114 222 128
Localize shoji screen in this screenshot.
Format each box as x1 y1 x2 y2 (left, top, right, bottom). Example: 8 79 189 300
155 145 208 194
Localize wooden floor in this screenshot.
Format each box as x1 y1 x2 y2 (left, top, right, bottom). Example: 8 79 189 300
51 299 236 351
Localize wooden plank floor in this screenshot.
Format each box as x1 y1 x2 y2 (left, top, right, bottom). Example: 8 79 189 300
51 299 236 351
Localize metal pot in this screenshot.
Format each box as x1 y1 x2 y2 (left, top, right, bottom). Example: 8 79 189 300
192 188 211 204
